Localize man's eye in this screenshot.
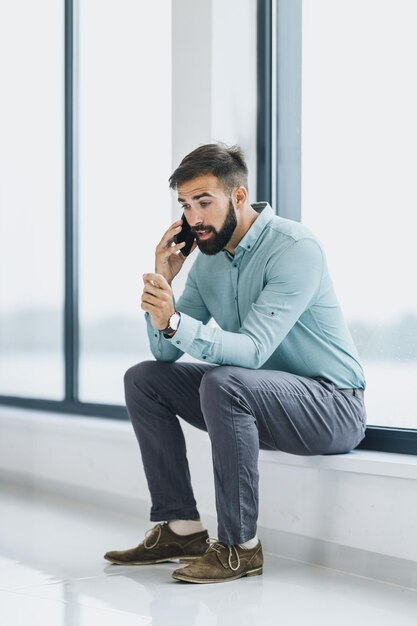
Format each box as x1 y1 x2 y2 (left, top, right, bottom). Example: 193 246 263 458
200 201 211 207
182 205 190 210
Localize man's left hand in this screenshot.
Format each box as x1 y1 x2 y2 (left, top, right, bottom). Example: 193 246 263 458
141 273 175 331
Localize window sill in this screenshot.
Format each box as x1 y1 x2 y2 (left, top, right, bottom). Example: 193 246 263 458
260 447 417 480
1 406 417 481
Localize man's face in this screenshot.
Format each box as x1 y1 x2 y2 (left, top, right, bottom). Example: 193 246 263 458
177 174 237 255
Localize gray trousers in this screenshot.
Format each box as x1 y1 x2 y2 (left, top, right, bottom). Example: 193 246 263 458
124 361 367 545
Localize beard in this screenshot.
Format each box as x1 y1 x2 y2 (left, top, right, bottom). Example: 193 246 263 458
191 200 237 255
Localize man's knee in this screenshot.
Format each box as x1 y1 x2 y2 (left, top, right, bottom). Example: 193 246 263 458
199 365 245 412
124 360 170 426
123 360 155 392
199 367 258 441
200 365 237 390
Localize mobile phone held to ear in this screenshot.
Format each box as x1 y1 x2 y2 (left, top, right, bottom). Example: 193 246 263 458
174 213 195 257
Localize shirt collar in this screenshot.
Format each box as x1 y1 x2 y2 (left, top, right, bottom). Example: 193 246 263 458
235 202 274 254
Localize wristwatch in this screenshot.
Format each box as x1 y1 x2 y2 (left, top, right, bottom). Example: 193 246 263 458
162 311 181 338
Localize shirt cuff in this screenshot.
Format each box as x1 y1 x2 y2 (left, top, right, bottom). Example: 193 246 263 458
163 311 200 351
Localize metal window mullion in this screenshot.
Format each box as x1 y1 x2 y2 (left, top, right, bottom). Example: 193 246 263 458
275 0 302 220
256 0 272 206
64 0 79 402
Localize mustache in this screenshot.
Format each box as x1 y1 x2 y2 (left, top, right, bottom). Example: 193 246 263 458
191 226 214 235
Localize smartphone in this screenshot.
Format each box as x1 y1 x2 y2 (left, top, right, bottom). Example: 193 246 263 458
174 213 195 257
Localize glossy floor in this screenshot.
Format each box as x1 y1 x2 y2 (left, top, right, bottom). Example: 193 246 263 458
1 482 417 626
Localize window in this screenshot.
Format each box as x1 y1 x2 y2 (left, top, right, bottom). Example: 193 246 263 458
77 0 173 404
2 0 413 454
77 0 258 405
0 0 258 413
0 0 64 399
301 0 417 430
272 0 417 452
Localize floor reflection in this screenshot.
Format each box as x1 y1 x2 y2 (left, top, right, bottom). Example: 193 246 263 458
1 482 417 626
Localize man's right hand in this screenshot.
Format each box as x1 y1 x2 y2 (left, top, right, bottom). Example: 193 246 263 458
155 218 197 285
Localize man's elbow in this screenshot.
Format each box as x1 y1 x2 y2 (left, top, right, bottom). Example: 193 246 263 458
248 336 266 369
223 341 265 369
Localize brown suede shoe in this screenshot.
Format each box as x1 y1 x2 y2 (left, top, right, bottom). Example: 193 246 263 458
104 522 209 565
171 539 263 583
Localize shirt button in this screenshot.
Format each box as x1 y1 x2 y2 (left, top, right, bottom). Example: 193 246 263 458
202 356 207 360
154 334 158 337
176 340 181 345
233 264 237 268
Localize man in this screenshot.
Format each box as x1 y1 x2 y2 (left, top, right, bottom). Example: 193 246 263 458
104 143 366 584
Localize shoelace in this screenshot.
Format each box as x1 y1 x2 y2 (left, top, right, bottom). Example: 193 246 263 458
206 538 241 572
143 522 164 550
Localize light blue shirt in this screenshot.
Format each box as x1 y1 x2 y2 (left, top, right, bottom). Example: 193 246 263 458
145 203 366 390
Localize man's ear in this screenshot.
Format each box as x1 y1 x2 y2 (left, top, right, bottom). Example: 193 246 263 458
234 186 248 207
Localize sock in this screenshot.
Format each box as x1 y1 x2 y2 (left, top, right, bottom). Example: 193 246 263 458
238 535 259 550
168 519 205 536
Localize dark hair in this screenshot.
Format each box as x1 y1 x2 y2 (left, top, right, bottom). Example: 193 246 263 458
169 143 249 195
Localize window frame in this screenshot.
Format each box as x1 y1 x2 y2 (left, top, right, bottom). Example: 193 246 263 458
1 0 416 455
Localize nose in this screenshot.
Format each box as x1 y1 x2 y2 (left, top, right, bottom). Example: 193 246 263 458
186 207 204 228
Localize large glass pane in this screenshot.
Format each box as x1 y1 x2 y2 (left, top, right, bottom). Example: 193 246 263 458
170 0 258 329
302 0 417 428
0 0 64 399
210 0 258 197
78 0 172 404
78 0 258 405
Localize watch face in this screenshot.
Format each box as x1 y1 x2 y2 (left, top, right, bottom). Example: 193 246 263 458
170 312 180 331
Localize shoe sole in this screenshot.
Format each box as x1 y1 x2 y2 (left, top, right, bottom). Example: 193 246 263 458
172 566 263 583
104 555 203 566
